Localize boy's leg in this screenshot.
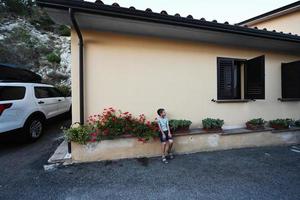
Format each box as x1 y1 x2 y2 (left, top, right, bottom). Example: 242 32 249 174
161 142 167 156
167 139 174 159
161 142 168 163
168 140 173 153
160 132 168 163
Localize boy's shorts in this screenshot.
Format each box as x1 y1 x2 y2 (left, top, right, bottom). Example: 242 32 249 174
159 131 173 143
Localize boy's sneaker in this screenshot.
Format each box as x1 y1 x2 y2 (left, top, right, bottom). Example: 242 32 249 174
167 153 174 160
162 156 168 164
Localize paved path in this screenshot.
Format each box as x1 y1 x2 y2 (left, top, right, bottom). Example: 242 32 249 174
0 120 299 200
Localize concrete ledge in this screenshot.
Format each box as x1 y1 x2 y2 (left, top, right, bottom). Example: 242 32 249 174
71 130 300 163
271 127 300 133
48 140 71 164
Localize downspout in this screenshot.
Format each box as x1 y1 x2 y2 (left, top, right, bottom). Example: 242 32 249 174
69 8 84 154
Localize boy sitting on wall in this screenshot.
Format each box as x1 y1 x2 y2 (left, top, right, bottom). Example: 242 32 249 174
157 108 174 164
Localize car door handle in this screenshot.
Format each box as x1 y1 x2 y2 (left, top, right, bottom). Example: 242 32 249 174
38 101 44 104
58 99 62 102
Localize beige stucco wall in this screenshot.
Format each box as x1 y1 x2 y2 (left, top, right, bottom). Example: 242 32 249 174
71 30 300 129
248 11 300 35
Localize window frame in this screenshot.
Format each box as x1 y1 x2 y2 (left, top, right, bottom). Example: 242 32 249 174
217 57 245 100
216 55 265 101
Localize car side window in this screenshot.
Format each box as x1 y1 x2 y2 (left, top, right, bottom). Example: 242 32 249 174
35 87 52 98
0 86 26 101
50 88 64 97
35 87 63 99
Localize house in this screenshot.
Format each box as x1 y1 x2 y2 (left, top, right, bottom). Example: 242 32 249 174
238 1 300 34
37 0 300 128
37 0 300 161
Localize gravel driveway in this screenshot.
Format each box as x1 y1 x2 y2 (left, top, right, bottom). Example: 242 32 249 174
0 120 299 200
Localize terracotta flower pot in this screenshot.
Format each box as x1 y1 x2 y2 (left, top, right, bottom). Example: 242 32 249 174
203 127 223 133
246 122 265 130
270 124 289 130
171 126 190 133
173 126 190 133
121 134 133 138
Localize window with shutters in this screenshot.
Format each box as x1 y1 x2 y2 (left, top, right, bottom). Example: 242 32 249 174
281 61 300 99
217 55 265 100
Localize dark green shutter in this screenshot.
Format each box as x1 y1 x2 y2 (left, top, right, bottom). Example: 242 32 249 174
281 61 300 98
244 55 265 99
217 58 235 99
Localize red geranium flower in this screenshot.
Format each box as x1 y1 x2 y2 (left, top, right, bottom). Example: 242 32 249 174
90 138 97 142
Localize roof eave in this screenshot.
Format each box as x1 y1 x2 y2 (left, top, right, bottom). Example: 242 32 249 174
36 0 300 43
238 1 300 26
36 0 300 55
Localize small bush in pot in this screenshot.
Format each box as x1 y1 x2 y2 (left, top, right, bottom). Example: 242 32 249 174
295 120 300 127
269 118 294 130
169 119 192 132
246 118 265 130
63 123 94 145
202 118 224 132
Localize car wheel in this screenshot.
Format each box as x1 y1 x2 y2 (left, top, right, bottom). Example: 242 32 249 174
24 116 44 142
66 106 72 119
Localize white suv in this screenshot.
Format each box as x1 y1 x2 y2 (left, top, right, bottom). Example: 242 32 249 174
0 82 71 141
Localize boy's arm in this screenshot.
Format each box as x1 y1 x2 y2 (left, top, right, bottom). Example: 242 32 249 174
167 120 172 136
157 120 166 136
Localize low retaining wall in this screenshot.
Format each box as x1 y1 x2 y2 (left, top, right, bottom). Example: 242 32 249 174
71 129 300 162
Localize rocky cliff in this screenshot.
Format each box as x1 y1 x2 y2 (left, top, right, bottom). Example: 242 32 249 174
0 2 71 86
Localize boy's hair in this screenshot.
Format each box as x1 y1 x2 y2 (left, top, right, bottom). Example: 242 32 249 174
157 108 165 116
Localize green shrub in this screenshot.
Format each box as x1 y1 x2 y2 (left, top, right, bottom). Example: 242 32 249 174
269 119 294 129
169 119 192 131
29 13 55 31
202 118 224 129
246 118 265 125
37 45 52 55
5 0 28 15
47 52 61 64
64 123 93 145
55 85 71 97
58 25 71 36
10 27 31 43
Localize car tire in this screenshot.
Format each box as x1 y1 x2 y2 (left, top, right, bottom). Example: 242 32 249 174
66 106 72 119
23 115 45 142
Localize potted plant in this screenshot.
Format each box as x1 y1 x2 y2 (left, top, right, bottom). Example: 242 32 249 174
295 120 300 127
169 119 192 132
202 118 224 132
246 118 265 130
269 118 294 130
63 123 94 145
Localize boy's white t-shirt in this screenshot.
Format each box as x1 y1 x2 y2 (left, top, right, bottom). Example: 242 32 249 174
157 116 169 132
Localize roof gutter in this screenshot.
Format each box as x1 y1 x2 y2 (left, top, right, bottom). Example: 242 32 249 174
68 8 84 154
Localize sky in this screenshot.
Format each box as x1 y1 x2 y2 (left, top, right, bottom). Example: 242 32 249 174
85 0 297 23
